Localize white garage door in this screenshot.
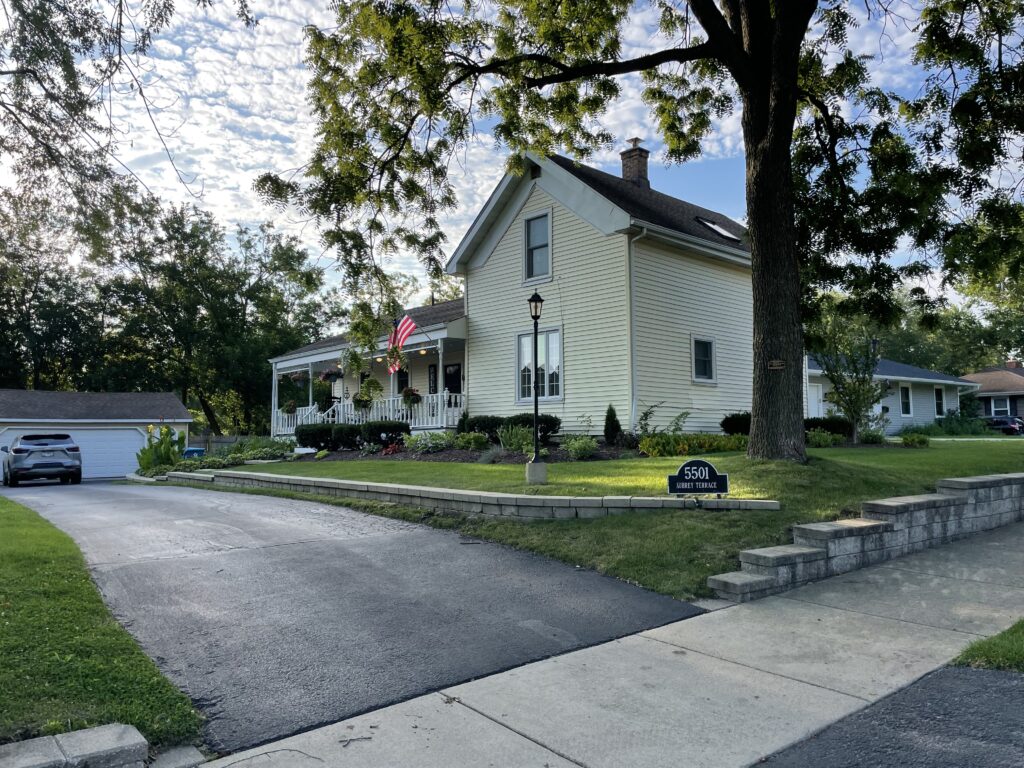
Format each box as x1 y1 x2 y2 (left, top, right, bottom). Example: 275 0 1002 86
3 427 149 479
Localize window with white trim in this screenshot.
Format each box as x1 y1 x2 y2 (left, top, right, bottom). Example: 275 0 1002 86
518 329 561 400
693 338 715 382
900 384 913 416
934 387 945 417
524 213 550 280
993 396 1011 417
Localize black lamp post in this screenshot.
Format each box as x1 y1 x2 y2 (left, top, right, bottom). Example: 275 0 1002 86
528 292 544 463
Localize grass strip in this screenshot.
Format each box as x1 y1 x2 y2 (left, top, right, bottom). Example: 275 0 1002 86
0 497 202 746
954 619 1024 673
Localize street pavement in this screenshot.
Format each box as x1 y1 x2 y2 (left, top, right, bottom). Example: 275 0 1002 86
2 481 698 753
203 521 1024 768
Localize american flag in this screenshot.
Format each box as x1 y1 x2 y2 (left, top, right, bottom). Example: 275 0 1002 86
387 315 417 374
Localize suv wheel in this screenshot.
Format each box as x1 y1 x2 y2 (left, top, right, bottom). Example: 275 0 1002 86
70 472 82 485
1 471 7 487
60 476 70 485
8 474 18 488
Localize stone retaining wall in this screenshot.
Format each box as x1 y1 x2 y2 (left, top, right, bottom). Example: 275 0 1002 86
161 469 780 521
709 472 1024 602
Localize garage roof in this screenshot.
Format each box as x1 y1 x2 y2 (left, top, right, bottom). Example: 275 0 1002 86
0 390 192 422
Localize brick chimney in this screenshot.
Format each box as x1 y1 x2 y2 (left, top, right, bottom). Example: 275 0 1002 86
1007 360 1021 369
620 138 650 189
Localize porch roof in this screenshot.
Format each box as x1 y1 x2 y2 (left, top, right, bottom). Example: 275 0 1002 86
269 298 465 366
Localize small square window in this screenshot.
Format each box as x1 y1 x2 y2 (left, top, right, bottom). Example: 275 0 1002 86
693 339 714 381
525 213 550 280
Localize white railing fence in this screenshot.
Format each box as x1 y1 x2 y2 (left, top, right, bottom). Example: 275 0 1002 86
274 390 465 435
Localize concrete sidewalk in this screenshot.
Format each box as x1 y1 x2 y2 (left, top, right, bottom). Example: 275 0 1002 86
207 522 1024 768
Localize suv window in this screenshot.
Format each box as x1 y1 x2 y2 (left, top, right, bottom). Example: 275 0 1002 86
19 434 73 446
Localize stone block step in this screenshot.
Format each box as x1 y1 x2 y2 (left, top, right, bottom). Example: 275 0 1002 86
707 571 781 603
862 493 960 514
738 544 826 567
791 518 891 546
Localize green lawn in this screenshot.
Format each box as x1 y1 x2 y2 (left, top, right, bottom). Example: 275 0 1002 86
955 619 1024 672
213 442 1024 599
0 497 201 746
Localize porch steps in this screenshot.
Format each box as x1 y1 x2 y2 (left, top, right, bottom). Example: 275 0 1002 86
709 472 1024 603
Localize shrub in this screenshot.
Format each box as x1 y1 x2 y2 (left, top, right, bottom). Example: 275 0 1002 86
455 432 490 451
405 431 457 454
137 425 186 471
465 415 506 442
456 409 470 434
901 411 988 437
720 411 752 435
804 415 854 437
235 448 290 461
603 405 622 445
504 413 562 442
477 445 505 464
638 433 748 457
615 431 640 450
564 434 599 460
332 423 362 450
497 423 534 454
902 433 931 448
360 442 383 456
315 449 329 460
219 436 295 456
860 429 886 444
806 428 844 448
360 420 411 446
295 423 335 451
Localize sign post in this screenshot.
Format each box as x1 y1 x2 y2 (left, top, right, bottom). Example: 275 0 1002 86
667 459 729 497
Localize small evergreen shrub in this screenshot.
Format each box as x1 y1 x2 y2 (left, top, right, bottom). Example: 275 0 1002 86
465 415 506 442
360 420 411 446
902 433 931 448
295 423 335 451
806 428 844 448
456 409 470 434
859 429 886 444
614 432 640 449
332 423 362 450
805 416 854 438
564 434 599 460
603 405 622 445
720 411 752 435
638 433 748 457
454 432 490 451
504 413 562 442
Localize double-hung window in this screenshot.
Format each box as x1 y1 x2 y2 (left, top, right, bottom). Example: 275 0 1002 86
518 329 561 401
993 397 1011 417
900 384 913 417
934 387 945 417
692 338 715 383
524 213 550 281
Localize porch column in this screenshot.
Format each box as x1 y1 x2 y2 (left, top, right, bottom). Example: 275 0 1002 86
308 363 314 408
438 338 445 428
271 362 278 436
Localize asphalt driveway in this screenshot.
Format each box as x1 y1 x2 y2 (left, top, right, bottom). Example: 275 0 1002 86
3 482 699 753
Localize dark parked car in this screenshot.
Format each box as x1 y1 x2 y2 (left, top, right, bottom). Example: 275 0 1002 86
2 434 83 487
984 417 1024 436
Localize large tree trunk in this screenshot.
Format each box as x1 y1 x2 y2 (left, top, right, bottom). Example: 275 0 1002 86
740 17 808 462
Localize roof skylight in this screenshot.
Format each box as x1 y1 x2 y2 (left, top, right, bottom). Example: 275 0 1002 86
695 216 741 242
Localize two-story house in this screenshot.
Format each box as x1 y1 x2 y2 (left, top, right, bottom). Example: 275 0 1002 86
269 144 754 435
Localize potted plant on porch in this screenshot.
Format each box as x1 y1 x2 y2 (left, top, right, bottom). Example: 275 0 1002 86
402 387 422 407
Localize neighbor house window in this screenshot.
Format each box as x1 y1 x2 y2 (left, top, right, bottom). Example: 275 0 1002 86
900 384 913 417
524 213 550 281
693 338 715 382
518 329 561 400
934 387 945 417
993 397 1011 416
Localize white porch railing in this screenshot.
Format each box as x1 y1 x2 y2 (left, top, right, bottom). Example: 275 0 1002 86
274 391 465 435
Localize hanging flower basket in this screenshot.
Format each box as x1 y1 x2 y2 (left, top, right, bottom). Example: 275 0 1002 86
402 387 422 407
318 371 340 383
352 394 373 410
283 400 297 415
287 371 309 383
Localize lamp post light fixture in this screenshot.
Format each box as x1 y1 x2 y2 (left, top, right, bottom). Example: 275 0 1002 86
526 292 547 484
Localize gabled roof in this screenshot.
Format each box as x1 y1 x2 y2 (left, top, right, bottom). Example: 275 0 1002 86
272 298 465 362
446 152 749 273
547 155 748 251
807 356 977 387
0 390 192 422
962 366 1024 395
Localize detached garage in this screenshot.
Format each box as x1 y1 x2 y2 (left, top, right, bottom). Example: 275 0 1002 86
0 390 191 479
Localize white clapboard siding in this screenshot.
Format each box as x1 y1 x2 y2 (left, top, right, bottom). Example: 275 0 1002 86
631 238 754 433
465 185 631 432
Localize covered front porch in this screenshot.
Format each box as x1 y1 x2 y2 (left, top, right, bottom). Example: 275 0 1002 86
269 317 467 436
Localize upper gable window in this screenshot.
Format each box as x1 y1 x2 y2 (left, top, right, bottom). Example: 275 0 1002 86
525 213 550 281
695 216 741 242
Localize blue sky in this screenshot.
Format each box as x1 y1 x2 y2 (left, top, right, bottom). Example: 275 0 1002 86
115 2 923 284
